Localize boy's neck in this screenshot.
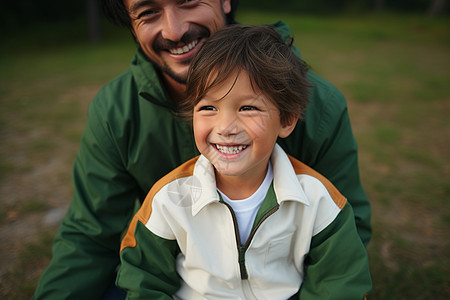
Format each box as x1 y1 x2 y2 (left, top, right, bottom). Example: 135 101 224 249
215 165 269 200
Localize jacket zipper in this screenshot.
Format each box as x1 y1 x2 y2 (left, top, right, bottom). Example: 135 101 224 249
223 202 280 280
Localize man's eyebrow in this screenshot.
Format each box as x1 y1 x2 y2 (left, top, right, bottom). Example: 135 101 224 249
128 0 157 14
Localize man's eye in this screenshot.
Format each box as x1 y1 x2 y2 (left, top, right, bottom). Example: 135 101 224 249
137 9 158 19
240 106 258 111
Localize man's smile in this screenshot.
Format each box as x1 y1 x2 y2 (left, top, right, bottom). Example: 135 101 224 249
154 26 209 54
169 39 199 55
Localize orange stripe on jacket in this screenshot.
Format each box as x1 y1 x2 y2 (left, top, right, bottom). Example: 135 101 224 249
120 156 199 252
288 155 347 210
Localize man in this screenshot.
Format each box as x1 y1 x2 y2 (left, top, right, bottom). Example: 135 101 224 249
32 0 371 299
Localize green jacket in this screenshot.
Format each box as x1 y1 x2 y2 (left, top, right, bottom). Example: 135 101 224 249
32 21 371 299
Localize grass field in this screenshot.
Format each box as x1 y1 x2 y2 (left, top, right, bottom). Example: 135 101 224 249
1 11 449 299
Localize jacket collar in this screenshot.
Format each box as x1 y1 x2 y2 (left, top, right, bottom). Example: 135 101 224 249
191 144 310 216
191 155 220 216
271 144 310 206
130 48 178 111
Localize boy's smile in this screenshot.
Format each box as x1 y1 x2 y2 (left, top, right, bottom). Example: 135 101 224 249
193 70 296 196
215 144 247 155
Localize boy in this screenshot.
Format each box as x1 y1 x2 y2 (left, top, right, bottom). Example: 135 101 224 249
117 24 371 299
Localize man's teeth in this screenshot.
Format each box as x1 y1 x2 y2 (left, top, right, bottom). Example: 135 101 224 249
216 145 247 155
169 40 198 55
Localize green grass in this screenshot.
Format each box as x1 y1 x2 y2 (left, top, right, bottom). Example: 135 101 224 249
1 231 54 298
1 11 449 299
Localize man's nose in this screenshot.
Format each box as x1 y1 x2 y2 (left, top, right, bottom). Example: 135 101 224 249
161 8 187 42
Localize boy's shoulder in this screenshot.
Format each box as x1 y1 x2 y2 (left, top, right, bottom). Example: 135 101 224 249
148 156 200 196
271 145 346 211
287 154 346 209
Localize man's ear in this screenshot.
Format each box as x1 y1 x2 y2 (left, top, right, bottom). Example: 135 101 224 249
279 115 299 138
130 27 136 38
222 0 232 15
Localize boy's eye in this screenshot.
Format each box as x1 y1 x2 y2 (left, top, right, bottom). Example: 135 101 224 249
198 106 216 111
240 105 258 111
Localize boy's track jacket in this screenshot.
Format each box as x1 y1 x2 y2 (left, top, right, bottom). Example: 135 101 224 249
32 21 371 299
117 144 372 299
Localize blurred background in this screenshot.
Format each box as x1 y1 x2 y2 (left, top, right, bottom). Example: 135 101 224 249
0 0 449 299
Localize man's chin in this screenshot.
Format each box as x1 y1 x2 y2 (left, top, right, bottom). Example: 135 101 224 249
160 63 189 85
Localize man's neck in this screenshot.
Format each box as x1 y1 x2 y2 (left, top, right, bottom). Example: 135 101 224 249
163 73 186 104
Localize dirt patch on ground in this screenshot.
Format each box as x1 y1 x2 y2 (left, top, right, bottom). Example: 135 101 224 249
0 86 96 297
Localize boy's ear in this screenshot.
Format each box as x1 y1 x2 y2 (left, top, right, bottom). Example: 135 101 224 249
279 115 299 138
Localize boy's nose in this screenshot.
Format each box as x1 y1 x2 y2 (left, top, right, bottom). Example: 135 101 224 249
217 113 240 137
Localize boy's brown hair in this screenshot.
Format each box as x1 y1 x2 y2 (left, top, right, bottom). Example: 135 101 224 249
180 24 311 126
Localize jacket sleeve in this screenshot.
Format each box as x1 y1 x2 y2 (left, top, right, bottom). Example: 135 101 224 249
305 74 371 246
273 20 372 246
32 99 142 299
298 202 372 299
117 220 181 299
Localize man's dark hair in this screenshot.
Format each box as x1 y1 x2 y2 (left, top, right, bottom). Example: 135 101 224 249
181 24 311 126
101 0 239 30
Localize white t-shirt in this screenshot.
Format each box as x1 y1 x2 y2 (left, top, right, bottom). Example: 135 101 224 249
218 162 274 244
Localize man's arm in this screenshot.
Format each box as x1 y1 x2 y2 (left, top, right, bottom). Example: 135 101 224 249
307 72 371 246
279 71 371 245
32 100 141 299
273 20 371 246
298 202 372 299
306 71 371 245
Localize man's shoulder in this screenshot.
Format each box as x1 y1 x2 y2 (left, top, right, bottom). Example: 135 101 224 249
271 20 347 113
94 69 136 105
85 69 141 133
307 70 345 102
297 69 349 136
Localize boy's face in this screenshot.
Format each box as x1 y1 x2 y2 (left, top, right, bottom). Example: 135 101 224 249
193 70 296 183
124 0 231 85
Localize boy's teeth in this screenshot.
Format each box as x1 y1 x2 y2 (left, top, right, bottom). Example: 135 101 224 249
169 40 198 55
216 145 246 154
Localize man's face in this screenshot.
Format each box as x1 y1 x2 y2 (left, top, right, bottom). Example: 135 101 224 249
124 0 231 84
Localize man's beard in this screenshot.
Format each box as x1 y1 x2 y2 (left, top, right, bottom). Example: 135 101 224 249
158 59 191 84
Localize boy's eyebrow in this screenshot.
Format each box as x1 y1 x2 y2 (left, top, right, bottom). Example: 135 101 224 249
201 92 266 102
128 0 157 14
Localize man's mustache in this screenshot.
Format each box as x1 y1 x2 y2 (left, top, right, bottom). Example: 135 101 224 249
153 27 210 51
